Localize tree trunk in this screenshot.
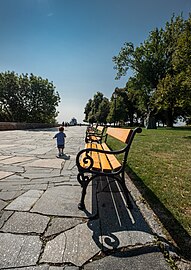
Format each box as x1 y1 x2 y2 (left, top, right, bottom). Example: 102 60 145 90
166 109 174 127
146 111 157 129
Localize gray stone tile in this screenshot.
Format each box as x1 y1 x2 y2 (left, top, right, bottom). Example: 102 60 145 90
21 183 48 190
49 267 65 270
6 265 50 270
31 185 92 218
41 221 100 266
1 211 49 233
0 210 13 228
28 147 53 154
5 190 44 211
64 267 79 270
24 158 65 169
83 246 171 270
0 190 20 200
0 156 35 165
0 170 14 180
0 233 42 268
45 217 83 237
0 199 7 211
0 164 25 173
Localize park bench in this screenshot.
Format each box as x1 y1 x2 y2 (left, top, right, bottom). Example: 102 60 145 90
85 125 106 143
76 127 142 213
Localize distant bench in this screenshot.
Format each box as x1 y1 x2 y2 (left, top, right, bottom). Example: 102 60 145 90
76 127 142 212
85 125 106 143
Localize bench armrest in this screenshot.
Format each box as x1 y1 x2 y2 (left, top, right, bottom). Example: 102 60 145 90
76 145 127 171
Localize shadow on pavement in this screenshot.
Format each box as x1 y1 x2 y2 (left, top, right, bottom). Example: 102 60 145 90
85 176 157 255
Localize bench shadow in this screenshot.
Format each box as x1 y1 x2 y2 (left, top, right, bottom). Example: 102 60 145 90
86 176 167 258
126 166 191 261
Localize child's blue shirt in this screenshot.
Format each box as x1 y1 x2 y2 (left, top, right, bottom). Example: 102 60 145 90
54 132 66 146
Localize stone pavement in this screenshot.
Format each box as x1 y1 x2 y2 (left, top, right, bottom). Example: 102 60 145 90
0 126 172 269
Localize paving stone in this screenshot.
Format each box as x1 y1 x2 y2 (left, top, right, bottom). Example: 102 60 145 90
0 190 23 200
0 170 14 180
20 183 48 190
0 156 35 165
31 185 92 218
64 267 79 270
0 233 42 268
0 164 24 173
6 266 50 270
0 144 16 149
0 210 13 228
83 246 171 270
24 158 65 169
0 199 7 211
28 147 53 154
41 221 100 266
45 217 83 237
5 190 44 211
0 155 12 161
1 211 50 233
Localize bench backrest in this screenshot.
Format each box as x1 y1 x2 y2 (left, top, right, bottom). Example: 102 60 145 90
97 126 105 133
106 127 133 144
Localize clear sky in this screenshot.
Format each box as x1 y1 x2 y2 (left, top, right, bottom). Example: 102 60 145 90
0 0 190 123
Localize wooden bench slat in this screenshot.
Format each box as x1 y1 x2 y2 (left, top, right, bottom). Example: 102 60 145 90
89 135 97 141
107 127 133 143
101 143 122 171
97 144 112 172
91 143 101 170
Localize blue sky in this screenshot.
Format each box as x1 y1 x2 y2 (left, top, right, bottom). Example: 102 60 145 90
0 0 190 123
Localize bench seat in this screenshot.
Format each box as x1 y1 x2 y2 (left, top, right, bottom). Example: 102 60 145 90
80 142 121 172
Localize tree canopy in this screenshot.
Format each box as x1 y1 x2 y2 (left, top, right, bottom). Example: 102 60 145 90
112 14 191 127
0 71 60 123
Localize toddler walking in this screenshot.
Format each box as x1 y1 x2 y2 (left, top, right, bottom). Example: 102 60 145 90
53 126 66 158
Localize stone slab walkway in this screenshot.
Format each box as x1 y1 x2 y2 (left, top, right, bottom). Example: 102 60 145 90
0 126 172 269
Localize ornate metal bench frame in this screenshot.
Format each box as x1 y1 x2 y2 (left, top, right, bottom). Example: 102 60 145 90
76 127 142 214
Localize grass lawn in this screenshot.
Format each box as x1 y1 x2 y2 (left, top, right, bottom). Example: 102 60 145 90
107 126 191 258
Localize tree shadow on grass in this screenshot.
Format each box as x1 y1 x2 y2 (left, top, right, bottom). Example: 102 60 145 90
126 165 191 261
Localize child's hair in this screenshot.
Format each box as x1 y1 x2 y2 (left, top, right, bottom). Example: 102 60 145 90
59 126 64 132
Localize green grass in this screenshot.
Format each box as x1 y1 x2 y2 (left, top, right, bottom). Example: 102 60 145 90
107 127 191 257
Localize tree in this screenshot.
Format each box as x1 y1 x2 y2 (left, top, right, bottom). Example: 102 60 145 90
84 92 108 124
153 15 191 126
96 97 110 124
0 71 60 123
84 99 93 122
113 15 190 127
113 28 166 128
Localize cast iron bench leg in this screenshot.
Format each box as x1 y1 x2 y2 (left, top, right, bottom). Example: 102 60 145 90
77 173 91 210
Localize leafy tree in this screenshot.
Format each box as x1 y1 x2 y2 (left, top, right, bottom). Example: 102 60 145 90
84 98 93 122
113 27 166 128
96 97 110 124
153 15 191 126
84 92 108 124
0 71 60 123
113 15 191 127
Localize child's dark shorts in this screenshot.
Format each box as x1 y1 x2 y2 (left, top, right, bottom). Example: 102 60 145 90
57 144 64 149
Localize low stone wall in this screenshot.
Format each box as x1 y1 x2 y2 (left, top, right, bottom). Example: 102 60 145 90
0 122 57 131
